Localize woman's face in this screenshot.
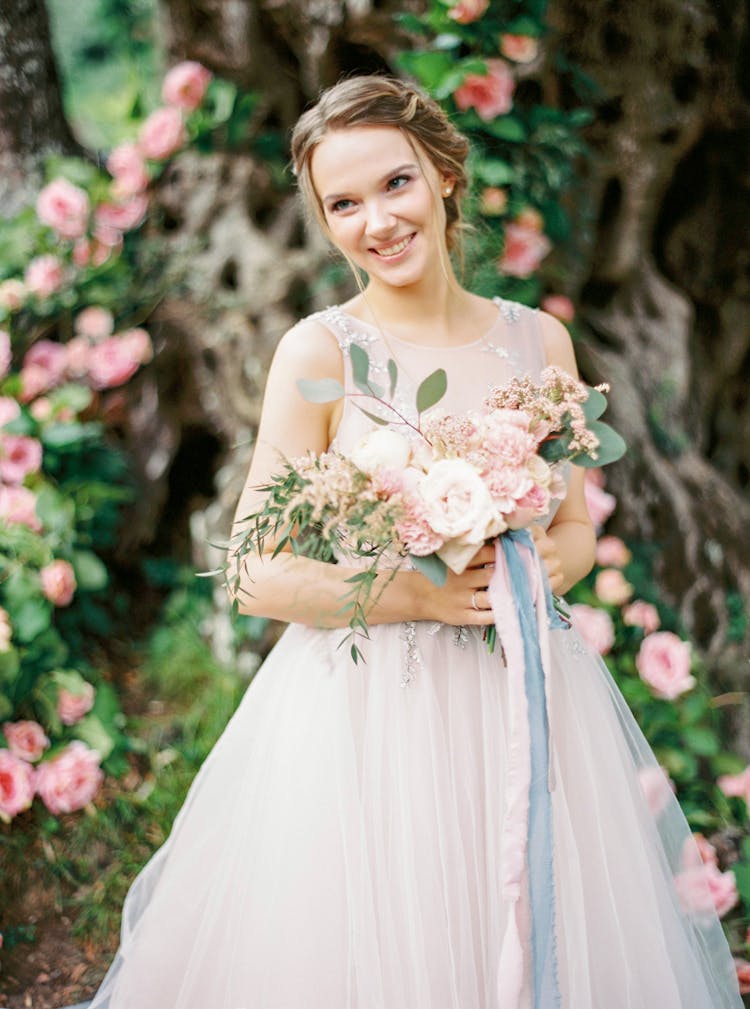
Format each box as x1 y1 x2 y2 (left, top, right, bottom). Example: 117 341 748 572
309 125 451 290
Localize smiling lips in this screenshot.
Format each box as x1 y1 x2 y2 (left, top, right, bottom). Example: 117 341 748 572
370 233 415 258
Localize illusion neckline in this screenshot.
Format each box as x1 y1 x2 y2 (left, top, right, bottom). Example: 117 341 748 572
337 297 506 351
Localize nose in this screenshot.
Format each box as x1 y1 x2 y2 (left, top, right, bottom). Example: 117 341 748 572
364 198 397 240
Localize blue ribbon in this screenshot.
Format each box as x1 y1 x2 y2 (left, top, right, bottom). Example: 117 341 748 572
501 529 562 1009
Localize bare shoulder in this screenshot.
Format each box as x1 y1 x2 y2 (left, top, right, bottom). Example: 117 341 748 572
537 309 578 376
271 315 344 382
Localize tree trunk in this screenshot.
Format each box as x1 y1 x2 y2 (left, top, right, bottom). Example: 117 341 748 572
0 0 80 215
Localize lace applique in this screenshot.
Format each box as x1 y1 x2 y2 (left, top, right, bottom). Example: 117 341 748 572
563 633 587 657
453 625 469 648
401 621 420 687
497 297 522 324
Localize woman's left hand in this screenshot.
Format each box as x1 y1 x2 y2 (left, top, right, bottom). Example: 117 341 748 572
531 525 564 593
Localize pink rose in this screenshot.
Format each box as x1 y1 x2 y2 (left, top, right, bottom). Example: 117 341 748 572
118 327 153 365
19 363 53 402
24 339 68 381
595 535 631 568
0 485 42 531
637 765 675 817
0 433 43 484
691 832 719 867
735 959 750 996
0 750 35 819
0 329 10 380
674 863 738 919
0 280 26 313
75 306 114 340
73 237 117 268
3 720 49 763
162 61 212 111
40 559 77 607
499 34 540 63
636 631 695 700
541 294 575 324
36 178 89 239
479 186 508 216
498 223 552 278
447 0 489 24
94 195 149 236
0 607 12 650
453 60 515 121
622 600 661 634
584 470 616 528
87 335 143 389
35 740 103 814
594 567 634 606
514 207 544 231
107 142 150 198
717 765 750 804
138 106 187 161
0 396 21 428
65 336 92 379
29 397 52 421
569 603 615 655
24 254 64 298
57 681 95 725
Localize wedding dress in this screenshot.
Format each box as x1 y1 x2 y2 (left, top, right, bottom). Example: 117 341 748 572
88 299 743 1009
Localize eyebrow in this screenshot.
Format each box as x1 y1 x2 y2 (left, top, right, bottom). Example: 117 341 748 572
322 163 419 203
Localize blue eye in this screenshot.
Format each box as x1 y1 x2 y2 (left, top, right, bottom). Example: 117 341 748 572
387 174 411 191
330 198 354 213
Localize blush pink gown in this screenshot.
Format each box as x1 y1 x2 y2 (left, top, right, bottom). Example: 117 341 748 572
88 300 743 1009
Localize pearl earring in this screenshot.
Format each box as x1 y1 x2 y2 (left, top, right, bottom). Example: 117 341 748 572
442 185 453 197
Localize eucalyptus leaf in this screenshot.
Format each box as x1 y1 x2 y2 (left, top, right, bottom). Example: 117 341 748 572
352 403 390 426
349 343 370 392
409 552 448 586
578 422 627 467
296 377 344 403
387 358 398 400
416 368 447 414
582 386 607 421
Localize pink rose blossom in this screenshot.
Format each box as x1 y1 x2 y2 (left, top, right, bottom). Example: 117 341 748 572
594 567 634 606
3 721 49 763
75 306 114 340
541 294 575 323
0 329 10 380
479 186 508 216
637 765 676 817
622 600 661 634
0 396 20 428
735 959 750 995
514 207 544 231
162 61 212 111
674 862 738 919
499 34 540 63
94 195 149 236
73 237 116 268
453 60 515 121
35 740 103 814
29 397 52 421
0 280 26 312
584 470 616 528
0 485 41 531
717 765 750 805
24 254 64 299
19 363 53 402
65 336 92 379
87 335 143 389
0 607 12 651
691 832 719 867
636 631 695 700
25 339 67 381
40 559 77 607
107 142 150 198
138 106 187 161
36 178 89 239
0 433 43 484
57 681 95 725
498 223 552 278
447 0 489 24
118 327 153 364
569 603 615 655
0 749 35 819
595 535 631 568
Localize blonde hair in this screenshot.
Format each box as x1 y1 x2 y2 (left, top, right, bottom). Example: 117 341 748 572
290 75 470 256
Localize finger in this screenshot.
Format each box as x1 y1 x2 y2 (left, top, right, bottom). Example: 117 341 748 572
465 543 496 568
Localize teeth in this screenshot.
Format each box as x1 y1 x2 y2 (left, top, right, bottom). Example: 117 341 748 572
375 235 412 257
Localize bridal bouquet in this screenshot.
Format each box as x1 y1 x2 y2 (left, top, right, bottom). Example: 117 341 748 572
227 347 625 660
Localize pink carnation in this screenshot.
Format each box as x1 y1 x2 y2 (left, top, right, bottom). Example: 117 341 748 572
717 765 750 805
0 750 35 819
138 106 186 161
0 329 10 380
584 470 616 528
57 682 95 726
569 603 615 655
0 433 43 484
447 0 489 24
453 60 515 121
3 720 49 763
622 600 661 634
594 567 634 606
595 535 631 568
498 223 552 278
396 498 444 557
35 740 103 814
499 34 540 63
40 559 77 607
541 294 575 323
75 306 114 340
0 485 41 531
0 396 21 428
162 61 212 111
36 178 89 240
0 279 26 312
636 631 695 700
107 142 150 198
24 255 64 299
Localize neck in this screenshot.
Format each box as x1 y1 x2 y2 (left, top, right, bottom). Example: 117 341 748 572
359 268 469 338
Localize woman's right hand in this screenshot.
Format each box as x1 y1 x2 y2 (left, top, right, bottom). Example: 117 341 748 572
415 543 497 626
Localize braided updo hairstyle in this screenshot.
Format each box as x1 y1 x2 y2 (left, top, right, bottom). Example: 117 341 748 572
291 76 470 254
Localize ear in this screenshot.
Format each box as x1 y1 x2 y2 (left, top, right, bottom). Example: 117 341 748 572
441 176 456 198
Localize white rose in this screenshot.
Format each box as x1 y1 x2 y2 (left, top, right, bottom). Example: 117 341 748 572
418 459 504 573
350 429 411 475
526 453 551 484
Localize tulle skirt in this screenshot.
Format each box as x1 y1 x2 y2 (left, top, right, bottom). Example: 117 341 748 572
89 619 743 1009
